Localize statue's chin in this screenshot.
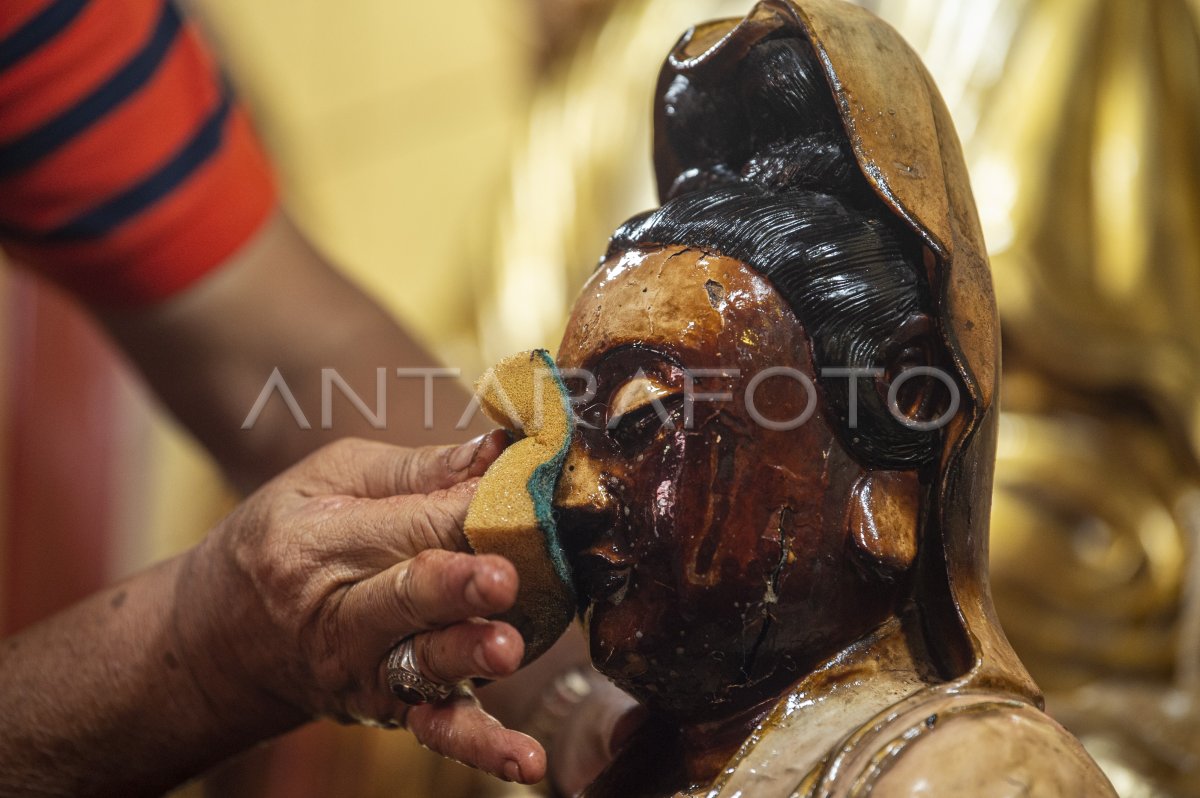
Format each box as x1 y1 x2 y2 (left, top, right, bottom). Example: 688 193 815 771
582 589 812 723
590 643 792 724
584 641 732 721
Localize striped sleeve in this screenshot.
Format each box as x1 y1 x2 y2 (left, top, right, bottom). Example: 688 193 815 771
0 0 277 306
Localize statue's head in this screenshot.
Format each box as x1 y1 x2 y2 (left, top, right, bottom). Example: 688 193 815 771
554 30 949 722
553 0 1038 722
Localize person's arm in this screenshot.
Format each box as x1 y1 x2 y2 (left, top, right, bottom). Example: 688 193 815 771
0 434 546 797
97 210 486 494
97 210 644 793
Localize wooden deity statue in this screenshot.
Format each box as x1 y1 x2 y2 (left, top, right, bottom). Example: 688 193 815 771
547 1 1118 795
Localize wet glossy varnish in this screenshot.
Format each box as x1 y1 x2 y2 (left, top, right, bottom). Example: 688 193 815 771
554 244 905 791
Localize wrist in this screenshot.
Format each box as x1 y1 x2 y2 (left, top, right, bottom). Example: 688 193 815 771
170 540 307 742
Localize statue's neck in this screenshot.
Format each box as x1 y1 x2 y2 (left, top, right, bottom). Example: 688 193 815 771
675 616 926 786
677 698 779 784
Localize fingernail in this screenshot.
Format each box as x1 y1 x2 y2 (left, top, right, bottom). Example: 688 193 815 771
465 565 500 610
449 433 488 472
474 643 493 675
503 759 522 782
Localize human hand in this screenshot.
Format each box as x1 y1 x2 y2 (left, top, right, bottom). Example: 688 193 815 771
174 432 546 784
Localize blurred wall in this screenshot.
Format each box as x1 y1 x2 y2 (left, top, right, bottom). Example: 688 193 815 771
187 0 533 370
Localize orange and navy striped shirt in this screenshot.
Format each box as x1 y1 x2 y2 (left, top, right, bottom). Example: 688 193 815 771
0 0 276 306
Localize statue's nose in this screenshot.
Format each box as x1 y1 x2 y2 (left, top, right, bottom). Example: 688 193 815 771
554 444 612 513
554 442 622 564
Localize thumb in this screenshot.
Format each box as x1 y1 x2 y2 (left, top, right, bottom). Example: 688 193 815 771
308 431 508 498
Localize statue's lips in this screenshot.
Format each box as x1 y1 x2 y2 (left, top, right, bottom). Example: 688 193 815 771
572 547 633 606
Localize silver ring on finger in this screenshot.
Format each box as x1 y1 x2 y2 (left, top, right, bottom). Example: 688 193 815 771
386 635 455 705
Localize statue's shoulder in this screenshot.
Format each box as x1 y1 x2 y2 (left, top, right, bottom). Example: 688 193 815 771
800 690 1116 797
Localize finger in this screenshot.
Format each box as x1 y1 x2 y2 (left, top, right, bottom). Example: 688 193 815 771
313 431 509 498
409 619 524 684
407 693 547 784
330 479 478 558
342 550 519 653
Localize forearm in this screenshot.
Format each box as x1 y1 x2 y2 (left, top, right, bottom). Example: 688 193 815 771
0 555 300 797
100 211 485 493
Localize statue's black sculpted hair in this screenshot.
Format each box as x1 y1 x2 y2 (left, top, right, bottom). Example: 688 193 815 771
610 35 939 468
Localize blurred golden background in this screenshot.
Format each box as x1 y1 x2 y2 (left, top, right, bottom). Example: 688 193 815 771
1 0 1198 795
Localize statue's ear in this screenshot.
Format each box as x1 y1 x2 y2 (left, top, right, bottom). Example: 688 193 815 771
876 313 952 429
846 470 919 574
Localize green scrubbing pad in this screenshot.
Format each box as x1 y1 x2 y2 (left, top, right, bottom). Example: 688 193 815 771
464 350 575 665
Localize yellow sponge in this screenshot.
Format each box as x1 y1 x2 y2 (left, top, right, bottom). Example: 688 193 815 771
464 350 575 665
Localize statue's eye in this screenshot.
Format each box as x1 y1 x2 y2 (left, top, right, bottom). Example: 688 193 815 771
606 375 681 449
608 375 677 421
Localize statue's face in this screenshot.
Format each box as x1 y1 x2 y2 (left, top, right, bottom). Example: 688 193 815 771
555 245 893 721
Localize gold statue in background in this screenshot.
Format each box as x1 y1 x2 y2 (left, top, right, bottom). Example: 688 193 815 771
967 0 1200 794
